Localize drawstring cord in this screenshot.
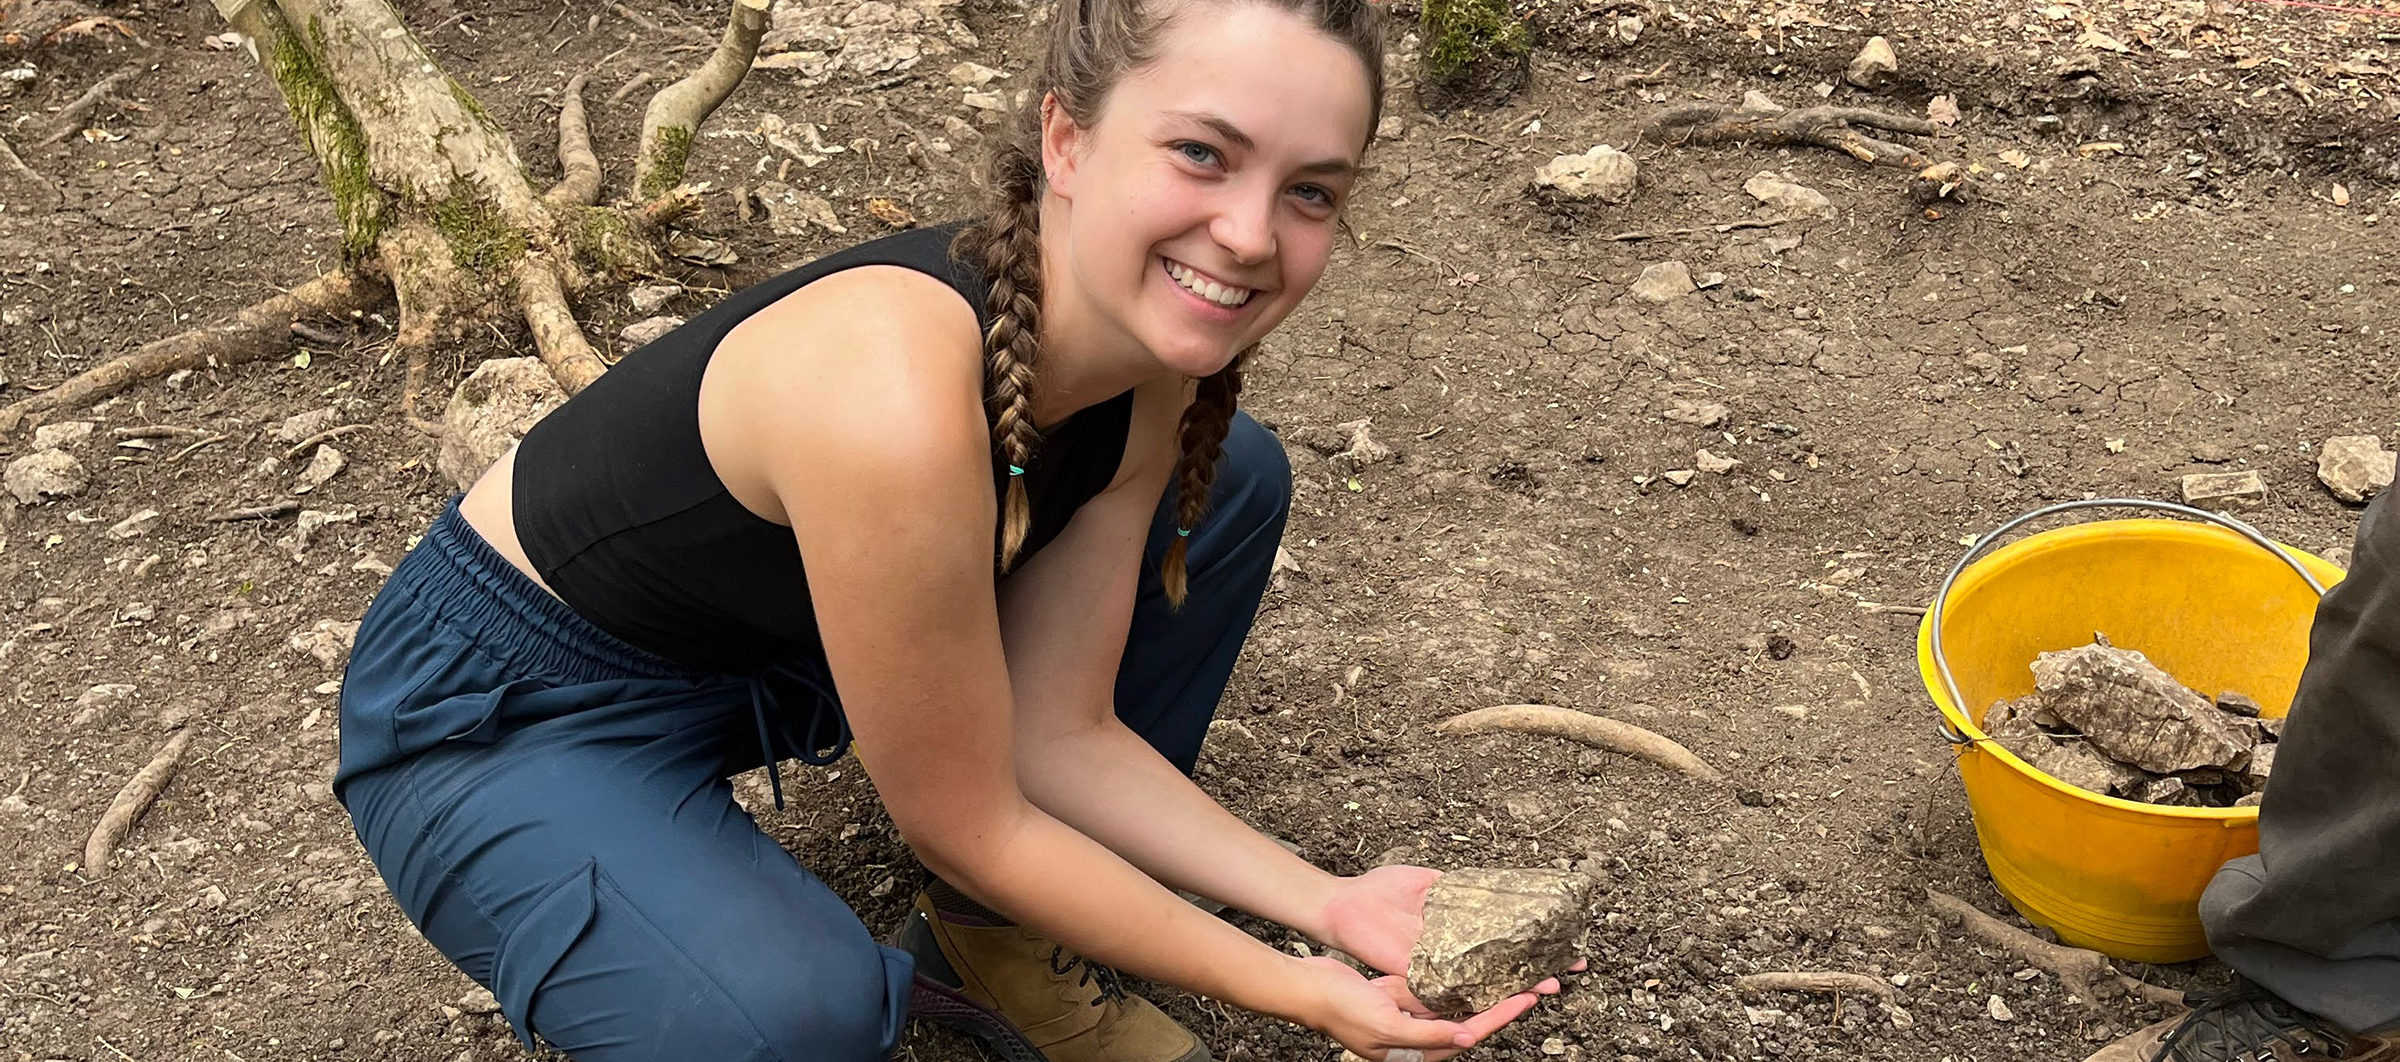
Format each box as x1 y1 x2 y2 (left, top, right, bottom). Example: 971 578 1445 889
746 658 853 809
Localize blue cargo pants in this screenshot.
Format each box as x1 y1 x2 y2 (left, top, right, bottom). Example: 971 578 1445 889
334 413 1291 1060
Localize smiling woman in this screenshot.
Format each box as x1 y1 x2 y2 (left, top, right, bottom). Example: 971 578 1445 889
327 0 1580 1059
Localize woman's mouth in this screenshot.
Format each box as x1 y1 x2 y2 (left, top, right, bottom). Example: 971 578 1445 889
1163 258 1257 309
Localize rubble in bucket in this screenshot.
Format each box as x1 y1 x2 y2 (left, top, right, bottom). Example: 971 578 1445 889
1981 639 2279 807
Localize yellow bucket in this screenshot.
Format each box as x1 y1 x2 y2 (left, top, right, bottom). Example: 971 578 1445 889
1914 499 2343 964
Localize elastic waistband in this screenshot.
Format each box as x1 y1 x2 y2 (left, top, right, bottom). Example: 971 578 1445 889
412 497 705 685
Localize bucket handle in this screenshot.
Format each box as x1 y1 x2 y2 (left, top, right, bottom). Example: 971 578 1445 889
1927 498 2329 746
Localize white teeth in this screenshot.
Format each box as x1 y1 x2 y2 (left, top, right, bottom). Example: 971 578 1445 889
1166 259 1252 307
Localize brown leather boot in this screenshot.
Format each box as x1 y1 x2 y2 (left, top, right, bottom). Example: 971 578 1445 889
2080 979 2396 1062
895 890 1211 1062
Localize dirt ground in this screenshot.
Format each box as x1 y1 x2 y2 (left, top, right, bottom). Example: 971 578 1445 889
3 0 2397 1058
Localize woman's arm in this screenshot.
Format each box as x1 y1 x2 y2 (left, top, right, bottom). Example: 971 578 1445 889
993 377 1346 940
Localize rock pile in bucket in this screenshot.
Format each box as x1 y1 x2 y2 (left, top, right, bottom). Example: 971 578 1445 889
1982 639 2279 807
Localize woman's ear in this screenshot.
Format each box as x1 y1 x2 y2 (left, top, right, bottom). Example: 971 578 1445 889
1038 92 1083 199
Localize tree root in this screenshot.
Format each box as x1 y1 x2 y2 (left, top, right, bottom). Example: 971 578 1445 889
38 64 139 147
0 130 58 208
542 72 602 208
1926 889 2187 1008
83 728 192 876
282 422 371 461
1641 103 1938 170
635 0 768 198
0 270 385 435
1437 704 1723 781
0 0 142 50
1735 971 1912 1027
515 256 610 393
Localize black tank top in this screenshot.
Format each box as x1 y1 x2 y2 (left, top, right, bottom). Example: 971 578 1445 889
511 223 1135 672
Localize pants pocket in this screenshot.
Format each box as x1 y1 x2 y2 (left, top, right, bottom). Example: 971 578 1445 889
491 860 599 1051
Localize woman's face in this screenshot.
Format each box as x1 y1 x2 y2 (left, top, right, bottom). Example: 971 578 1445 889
1044 3 1375 380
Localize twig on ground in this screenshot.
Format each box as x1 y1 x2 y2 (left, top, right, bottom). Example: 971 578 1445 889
83 728 192 876
1736 971 1913 1027
113 425 210 440
608 1 706 41
1927 889 2187 1008
282 424 372 461
1641 103 1938 170
1603 219 1783 242
206 500 300 523
1372 238 1460 278
165 434 227 463
40 65 141 147
1612 61 1672 88
1438 704 1723 781
1863 603 1928 616
606 71 656 106
287 320 350 347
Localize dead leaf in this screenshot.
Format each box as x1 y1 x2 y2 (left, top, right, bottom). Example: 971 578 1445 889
1999 148 2031 169
865 197 915 228
1927 94 1961 127
2076 26 2132 52
2076 141 2127 158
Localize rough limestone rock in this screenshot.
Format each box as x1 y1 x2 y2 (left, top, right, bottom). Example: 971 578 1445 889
5 449 89 504
1743 172 1837 220
1329 417 1393 473
1662 399 1730 428
620 315 688 352
276 407 338 444
628 284 683 315
1533 145 1637 205
2183 470 2267 510
1845 35 1898 91
437 358 567 491
2030 644 2251 773
1629 261 1696 303
2317 435 2395 504
1408 867 1593 1016
31 420 94 450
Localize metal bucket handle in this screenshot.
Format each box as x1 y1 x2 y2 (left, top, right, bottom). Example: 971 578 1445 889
1927 498 2330 746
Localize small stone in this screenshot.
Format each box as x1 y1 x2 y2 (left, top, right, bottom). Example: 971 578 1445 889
2325 545 2354 570
1692 271 1727 290
107 508 163 540
620 315 687 351
2216 691 2264 718
439 358 566 491
1847 36 1899 91
1614 13 1642 40
1661 469 1697 487
2183 470 2268 510
627 284 682 315
1407 867 1594 1016
1743 172 1837 221
748 181 846 236
2316 435 2394 504
1663 399 1731 428
1330 418 1394 472
1695 449 1741 475
1987 994 2015 1021
1629 261 1696 303
293 445 346 494
1542 1037 1569 1056
288 619 362 670
1533 144 1638 205
1769 704 1808 720
165 368 196 389
275 407 338 444
31 421 94 450
2031 644 2252 773
945 61 1002 87
1376 114 1405 140
71 683 139 726
1741 89 1785 113
456 986 501 1015
5 449 89 504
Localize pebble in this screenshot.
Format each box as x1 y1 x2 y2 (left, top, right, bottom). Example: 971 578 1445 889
620 315 687 351
1695 449 1741 474
1744 172 1837 221
1661 469 1697 487
2182 469 2267 510
5 449 90 504
1629 261 1696 303
31 420 95 450
627 284 682 315
2316 434 2394 504
1846 36 1899 91
1663 399 1731 428
1987 994 2015 1021
294 445 346 494
106 508 162 540
1533 145 1638 205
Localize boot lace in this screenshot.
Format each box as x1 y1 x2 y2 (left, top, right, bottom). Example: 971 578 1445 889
2150 977 2356 1062
1044 945 1130 1006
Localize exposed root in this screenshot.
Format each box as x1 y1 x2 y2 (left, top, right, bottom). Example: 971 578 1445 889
39 64 139 147
1603 218 1783 243
0 130 58 208
542 73 602 208
82 728 193 876
632 186 703 233
0 270 385 435
282 422 371 461
1642 103 1938 170
1736 971 1912 1027
1437 704 1723 781
205 499 300 522
635 0 768 198
515 256 611 394
0 0 142 50
1927 889 2187 1008
606 71 656 106
398 341 440 437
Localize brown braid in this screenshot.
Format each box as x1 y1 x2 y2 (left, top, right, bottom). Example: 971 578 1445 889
955 127 1047 571
1162 346 1253 607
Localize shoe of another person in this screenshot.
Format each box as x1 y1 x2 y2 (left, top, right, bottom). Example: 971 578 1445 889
895 891 1211 1062
2081 977 2398 1062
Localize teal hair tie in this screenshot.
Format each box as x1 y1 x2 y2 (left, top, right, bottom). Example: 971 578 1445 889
1175 527 1191 538
1007 464 1025 476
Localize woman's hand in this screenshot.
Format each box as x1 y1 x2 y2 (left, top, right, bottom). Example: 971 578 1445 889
1290 955 1561 1061
1317 864 1443 976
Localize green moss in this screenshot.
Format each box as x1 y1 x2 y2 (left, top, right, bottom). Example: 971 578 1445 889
262 10 384 260
429 181 527 275
447 79 502 134
1420 0 1530 83
559 205 656 276
638 125 694 200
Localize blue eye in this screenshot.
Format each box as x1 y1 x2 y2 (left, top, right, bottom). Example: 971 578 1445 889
1292 184 1332 205
1176 141 1220 166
